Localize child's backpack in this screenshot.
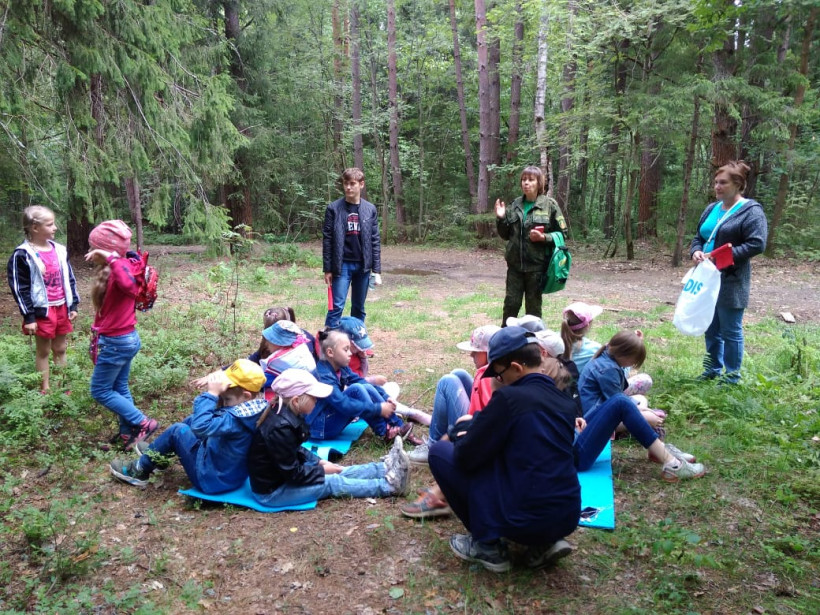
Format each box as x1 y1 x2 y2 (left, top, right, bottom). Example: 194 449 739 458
134 251 159 311
542 232 571 294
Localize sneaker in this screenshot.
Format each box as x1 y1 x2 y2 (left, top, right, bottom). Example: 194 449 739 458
696 371 719 382
110 458 150 487
526 539 573 569
661 458 706 482
134 440 152 456
449 534 511 573
400 491 452 519
384 436 410 496
394 404 432 426
649 443 696 464
407 441 430 466
382 422 413 444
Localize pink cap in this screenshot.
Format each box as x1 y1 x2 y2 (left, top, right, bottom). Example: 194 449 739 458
89 220 132 255
563 302 604 331
271 369 333 399
456 325 501 353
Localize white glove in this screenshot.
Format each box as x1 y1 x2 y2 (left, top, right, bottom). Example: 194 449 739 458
373 273 382 286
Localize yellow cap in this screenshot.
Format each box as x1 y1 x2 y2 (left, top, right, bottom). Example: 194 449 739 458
220 359 265 393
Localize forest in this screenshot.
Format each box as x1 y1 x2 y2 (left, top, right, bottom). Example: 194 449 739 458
0 0 818 256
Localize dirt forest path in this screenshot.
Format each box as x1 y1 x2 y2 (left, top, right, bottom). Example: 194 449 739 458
372 243 820 324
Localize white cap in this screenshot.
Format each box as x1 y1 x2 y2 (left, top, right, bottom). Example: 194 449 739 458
534 329 565 358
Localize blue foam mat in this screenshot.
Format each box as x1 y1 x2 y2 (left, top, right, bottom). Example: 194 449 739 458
578 441 615 530
179 478 317 513
301 419 369 460
178 420 370 513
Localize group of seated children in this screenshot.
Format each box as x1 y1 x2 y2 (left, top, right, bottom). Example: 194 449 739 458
109 299 706 575
109 307 425 504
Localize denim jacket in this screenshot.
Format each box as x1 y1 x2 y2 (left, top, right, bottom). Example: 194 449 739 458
577 350 626 414
189 393 267 494
305 360 386 439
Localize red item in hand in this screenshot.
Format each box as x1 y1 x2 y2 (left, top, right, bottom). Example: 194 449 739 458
534 225 545 233
710 243 734 270
327 285 333 310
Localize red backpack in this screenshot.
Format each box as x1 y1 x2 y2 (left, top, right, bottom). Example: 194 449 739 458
134 251 159 312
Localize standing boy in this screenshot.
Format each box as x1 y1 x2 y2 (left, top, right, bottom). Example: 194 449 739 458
323 168 382 329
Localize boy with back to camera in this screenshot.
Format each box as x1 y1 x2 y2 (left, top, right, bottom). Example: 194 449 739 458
428 327 580 573
109 359 267 492
323 168 382 329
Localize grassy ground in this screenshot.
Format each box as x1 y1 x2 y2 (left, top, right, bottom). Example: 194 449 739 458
0 242 818 614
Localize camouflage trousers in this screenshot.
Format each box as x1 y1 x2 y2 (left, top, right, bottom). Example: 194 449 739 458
502 268 543 326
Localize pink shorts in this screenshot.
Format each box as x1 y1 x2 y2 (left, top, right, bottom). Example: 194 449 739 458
25 303 73 339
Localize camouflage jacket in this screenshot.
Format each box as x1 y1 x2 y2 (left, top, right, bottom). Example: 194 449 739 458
496 194 567 272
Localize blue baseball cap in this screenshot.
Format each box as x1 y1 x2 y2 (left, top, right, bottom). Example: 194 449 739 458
337 316 373 350
481 326 539 378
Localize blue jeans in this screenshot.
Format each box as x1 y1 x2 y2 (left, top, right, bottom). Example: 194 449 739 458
320 383 402 439
326 260 370 329
139 418 202 490
90 331 146 431
703 305 745 382
575 394 659 471
252 461 391 507
429 370 472 443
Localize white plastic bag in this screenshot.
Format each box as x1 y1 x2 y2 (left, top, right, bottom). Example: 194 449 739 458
673 260 721 336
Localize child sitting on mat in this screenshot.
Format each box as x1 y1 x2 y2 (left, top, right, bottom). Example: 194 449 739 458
248 369 410 508
577 330 705 480
428 327 581 573
259 320 316 398
306 329 420 445
561 303 663 429
336 316 431 426
109 359 267 492
251 306 317 364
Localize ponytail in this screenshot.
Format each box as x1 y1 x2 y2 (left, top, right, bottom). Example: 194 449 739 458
91 264 111 311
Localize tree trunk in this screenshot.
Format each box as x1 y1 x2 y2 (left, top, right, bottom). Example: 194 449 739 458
474 0 491 221
637 136 660 238
448 0 476 201
222 0 253 232
604 41 628 240
367 43 390 240
350 4 364 183
673 60 703 267
124 176 144 251
386 0 406 232
506 2 523 165
67 73 104 254
711 19 738 168
488 30 501 173
767 6 816 256
624 132 640 260
576 86 591 237
556 0 578 221
534 8 549 189
332 0 346 173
